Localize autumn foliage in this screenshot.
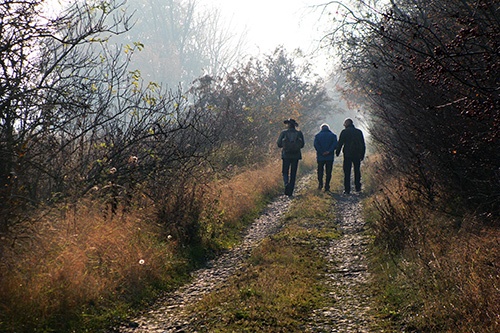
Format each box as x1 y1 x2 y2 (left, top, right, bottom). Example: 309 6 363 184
332 0 500 217
0 1 329 330
328 0 500 330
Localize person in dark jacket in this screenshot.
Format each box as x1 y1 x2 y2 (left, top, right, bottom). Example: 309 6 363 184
277 118 304 197
314 123 337 192
335 118 366 194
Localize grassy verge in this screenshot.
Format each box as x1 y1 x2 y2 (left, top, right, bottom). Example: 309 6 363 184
187 175 340 332
362 155 500 332
0 154 316 332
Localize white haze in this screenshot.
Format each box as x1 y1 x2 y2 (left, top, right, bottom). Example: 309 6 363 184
198 0 368 131
198 0 335 76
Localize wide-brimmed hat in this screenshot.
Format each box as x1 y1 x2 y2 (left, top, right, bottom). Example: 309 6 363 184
284 118 298 126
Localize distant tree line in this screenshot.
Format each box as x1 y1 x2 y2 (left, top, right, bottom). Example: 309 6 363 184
0 0 330 236
116 0 247 88
329 0 500 219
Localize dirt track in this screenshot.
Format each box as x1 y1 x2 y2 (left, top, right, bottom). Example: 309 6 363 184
307 192 376 332
117 174 377 332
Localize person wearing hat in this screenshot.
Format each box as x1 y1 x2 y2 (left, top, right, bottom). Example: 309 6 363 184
335 118 366 194
277 118 304 197
314 123 337 192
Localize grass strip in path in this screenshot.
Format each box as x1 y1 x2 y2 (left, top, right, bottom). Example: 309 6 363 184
188 179 341 332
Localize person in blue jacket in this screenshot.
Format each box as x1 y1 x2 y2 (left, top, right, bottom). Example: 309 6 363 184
314 123 337 192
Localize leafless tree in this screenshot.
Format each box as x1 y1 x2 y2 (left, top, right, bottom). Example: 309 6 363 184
0 0 132 229
115 0 247 88
0 0 222 233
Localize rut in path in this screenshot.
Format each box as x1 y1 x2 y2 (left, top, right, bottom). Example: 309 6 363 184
307 193 376 332
118 175 313 332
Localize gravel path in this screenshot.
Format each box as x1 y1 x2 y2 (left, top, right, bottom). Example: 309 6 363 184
307 192 376 332
118 174 313 332
117 175 378 332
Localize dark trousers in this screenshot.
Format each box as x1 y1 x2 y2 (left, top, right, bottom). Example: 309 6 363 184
317 160 333 190
282 158 299 196
343 156 361 193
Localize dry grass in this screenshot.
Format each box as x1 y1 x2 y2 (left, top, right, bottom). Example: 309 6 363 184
194 161 284 252
199 153 315 249
0 156 316 331
364 155 500 332
0 199 174 331
217 160 282 223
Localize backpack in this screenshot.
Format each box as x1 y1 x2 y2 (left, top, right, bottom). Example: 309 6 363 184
283 131 302 153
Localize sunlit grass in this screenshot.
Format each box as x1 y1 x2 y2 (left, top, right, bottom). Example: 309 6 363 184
200 160 283 250
200 152 316 251
0 156 317 332
0 200 174 331
188 177 340 332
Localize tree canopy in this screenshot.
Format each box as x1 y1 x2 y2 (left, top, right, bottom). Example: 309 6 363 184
0 1 331 233
328 0 500 217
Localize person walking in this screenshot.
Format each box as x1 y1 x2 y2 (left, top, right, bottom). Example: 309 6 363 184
335 118 366 194
277 118 304 197
314 123 337 192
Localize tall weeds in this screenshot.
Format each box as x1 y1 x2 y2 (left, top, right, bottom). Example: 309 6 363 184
0 155 314 331
0 199 173 331
364 155 500 332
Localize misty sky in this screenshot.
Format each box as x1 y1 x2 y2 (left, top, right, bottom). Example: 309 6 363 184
198 0 332 72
